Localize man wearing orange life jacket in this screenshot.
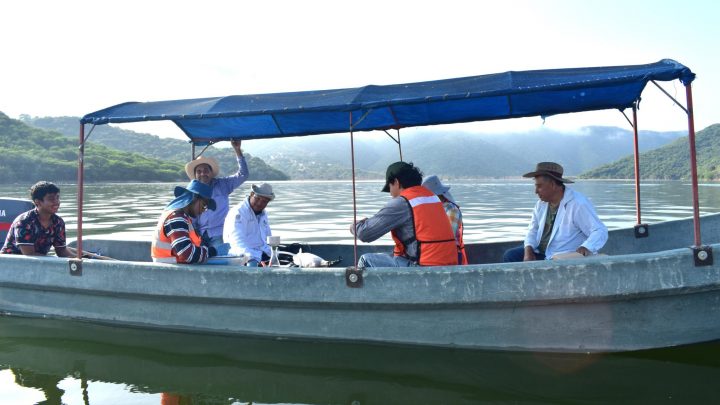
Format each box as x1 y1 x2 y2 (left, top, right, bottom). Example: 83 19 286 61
422 175 468 265
151 180 229 264
350 162 458 268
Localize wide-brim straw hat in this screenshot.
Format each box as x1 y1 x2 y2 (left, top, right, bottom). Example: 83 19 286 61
522 162 574 183
166 180 217 210
185 156 220 180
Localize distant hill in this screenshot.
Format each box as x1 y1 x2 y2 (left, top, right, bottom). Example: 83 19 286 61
245 126 685 179
0 112 183 183
21 115 288 181
19 114 690 180
581 124 720 180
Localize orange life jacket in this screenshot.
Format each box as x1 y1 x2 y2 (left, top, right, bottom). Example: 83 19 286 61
447 200 468 265
151 210 203 263
391 186 458 266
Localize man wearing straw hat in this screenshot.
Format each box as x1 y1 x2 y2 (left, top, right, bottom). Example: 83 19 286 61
223 183 276 266
503 162 607 262
152 180 227 264
185 140 248 249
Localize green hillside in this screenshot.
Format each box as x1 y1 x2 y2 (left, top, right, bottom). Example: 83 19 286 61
21 115 288 181
0 112 183 183
580 124 720 180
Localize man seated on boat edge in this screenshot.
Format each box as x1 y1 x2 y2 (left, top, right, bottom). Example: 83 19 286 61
422 175 468 265
223 183 275 266
186 140 248 249
503 162 608 262
151 180 230 264
1 181 73 257
350 161 458 268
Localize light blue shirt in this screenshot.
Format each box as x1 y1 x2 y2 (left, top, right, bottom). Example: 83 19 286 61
524 187 608 259
194 156 249 239
223 197 272 261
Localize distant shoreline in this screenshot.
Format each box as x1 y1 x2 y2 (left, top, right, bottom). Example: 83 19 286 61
3 177 719 186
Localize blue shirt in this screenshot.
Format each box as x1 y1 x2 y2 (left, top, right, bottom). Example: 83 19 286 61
193 156 249 239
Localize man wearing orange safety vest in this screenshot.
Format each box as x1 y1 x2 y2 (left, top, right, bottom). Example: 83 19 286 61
151 180 229 264
350 161 458 268
422 175 468 265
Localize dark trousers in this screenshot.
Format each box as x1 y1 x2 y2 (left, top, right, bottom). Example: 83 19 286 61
503 245 546 262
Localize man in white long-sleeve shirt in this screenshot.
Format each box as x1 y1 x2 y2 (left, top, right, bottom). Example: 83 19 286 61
223 183 275 266
503 162 608 262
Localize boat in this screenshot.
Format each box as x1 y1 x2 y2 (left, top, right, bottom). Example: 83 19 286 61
1 59 718 352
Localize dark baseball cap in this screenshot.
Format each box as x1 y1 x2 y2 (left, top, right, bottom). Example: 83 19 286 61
381 161 413 192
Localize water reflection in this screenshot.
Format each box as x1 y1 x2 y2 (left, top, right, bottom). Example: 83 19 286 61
0 316 719 404
2 180 720 245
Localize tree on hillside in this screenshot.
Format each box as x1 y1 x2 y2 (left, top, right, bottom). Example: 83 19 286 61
580 124 720 180
21 115 289 180
0 112 184 183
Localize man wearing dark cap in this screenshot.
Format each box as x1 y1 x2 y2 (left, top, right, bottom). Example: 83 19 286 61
151 180 228 264
503 162 607 262
350 161 458 268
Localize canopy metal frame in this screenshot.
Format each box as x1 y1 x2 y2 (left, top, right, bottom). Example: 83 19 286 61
73 61 712 268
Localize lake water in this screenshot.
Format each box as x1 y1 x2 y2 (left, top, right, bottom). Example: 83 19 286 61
2 180 720 404
3 179 720 245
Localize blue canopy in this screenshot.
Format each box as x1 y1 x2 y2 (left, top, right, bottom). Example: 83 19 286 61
81 59 694 143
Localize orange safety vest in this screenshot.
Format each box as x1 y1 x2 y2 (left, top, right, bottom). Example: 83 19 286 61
447 200 468 265
391 186 458 266
151 210 203 263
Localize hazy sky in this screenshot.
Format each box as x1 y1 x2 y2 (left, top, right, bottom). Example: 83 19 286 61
1 0 717 139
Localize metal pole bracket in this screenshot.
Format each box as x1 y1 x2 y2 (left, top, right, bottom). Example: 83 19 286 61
69 258 83 276
692 246 713 267
345 266 363 288
634 224 649 238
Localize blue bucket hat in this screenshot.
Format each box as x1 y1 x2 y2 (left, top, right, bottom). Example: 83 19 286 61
166 180 217 211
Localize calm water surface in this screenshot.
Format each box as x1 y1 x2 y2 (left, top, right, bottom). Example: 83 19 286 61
2 180 720 404
3 179 720 244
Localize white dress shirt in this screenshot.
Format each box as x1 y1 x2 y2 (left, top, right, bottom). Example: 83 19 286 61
223 197 272 261
524 187 608 259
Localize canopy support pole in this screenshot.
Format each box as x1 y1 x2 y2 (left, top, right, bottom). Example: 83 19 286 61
69 123 86 275
77 123 85 260
346 112 364 287
685 84 701 246
350 114 359 268
652 80 689 114
397 129 403 161
191 142 215 160
632 104 641 224
631 105 648 238
383 129 403 161
684 83 712 265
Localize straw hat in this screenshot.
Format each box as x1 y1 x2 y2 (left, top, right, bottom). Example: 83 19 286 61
185 156 220 180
